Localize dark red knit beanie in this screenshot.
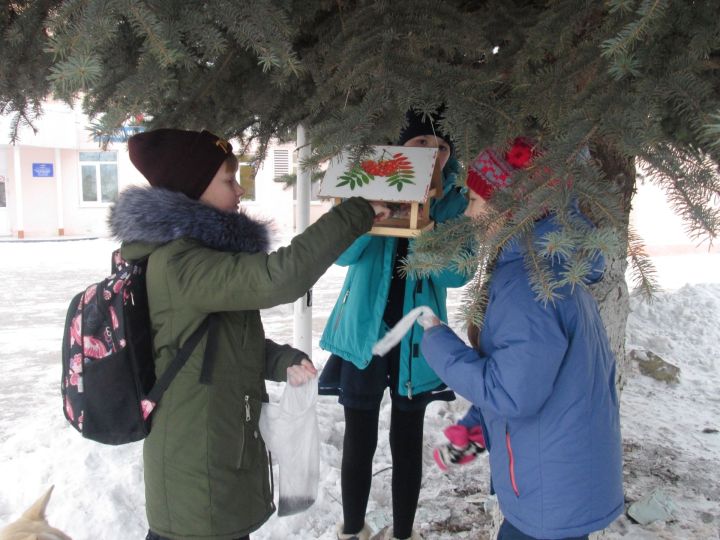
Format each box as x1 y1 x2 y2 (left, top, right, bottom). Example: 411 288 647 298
466 137 536 200
128 128 233 200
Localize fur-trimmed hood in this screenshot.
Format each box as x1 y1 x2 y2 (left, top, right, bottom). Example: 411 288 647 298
108 186 271 253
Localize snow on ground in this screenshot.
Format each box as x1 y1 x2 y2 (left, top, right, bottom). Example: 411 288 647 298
0 238 719 539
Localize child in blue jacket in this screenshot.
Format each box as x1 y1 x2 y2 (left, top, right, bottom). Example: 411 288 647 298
420 139 624 540
319 108 469 540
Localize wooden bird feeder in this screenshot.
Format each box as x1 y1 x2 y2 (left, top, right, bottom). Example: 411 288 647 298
319 145 440 237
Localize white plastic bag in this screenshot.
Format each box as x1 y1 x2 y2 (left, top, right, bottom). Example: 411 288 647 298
258 380 319 516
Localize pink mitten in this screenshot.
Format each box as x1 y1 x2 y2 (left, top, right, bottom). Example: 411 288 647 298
468 426 486 448
433 424 486 472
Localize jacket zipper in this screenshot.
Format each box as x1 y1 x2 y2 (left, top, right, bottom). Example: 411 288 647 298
506 431 520 496
333 289 351 331
237 395 251 469
406 320 416 400
405 280 423 399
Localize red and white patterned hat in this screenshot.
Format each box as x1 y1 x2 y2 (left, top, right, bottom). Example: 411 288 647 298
466 137 536 200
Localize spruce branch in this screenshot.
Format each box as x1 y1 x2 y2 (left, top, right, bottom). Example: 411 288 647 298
7 108 40 143
275 171 324 189
607 0 638 15
601 0 668 59
640 146 720 242
626 226 659 298
537 230 576 262
403 216 478 279
3 0 720 327
124 0 182 69
47 54 102 93
558 258 593 293
460 268 490 331
704 113 720 148
523 235 564 305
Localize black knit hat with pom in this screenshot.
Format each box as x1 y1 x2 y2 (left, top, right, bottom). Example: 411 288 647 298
397 107 454 156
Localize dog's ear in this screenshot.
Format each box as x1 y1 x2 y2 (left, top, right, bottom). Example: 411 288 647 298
21 486 54 521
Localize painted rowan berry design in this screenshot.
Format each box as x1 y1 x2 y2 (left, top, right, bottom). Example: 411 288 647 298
383 152 415 191
336 164 374 190
336 150 415 192
360 157 401 176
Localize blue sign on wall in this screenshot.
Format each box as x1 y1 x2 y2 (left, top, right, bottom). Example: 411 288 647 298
32 163 54 177
92 125 145 143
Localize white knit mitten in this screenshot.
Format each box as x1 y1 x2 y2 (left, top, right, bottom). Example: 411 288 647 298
372 306 439 357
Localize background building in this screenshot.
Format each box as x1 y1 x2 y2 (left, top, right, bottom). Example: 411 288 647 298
0 99 330 239
0 100 715 258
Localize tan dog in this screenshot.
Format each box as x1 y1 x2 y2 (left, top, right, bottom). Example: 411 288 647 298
0 486 72 540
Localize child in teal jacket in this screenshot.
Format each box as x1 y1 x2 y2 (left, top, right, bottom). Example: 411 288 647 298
319 108 470 540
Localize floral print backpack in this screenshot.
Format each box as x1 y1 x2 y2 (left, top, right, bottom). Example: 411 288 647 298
61 250 214 445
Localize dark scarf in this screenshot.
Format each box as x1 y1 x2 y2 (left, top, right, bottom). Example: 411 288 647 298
108 186 271 253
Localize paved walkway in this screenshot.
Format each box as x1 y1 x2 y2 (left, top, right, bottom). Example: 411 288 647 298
0 234 99 243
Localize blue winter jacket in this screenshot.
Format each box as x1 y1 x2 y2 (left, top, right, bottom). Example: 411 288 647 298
319 159 469 397
421 212 624 539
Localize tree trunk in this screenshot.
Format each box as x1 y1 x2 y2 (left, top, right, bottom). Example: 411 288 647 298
589 142 637 391
586 149 635 540
590 243 631 390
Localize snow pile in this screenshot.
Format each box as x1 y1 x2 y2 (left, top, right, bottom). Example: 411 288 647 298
0 239 719 539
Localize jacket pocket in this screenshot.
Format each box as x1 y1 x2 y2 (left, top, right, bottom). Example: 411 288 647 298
505 429 520 497
236 394 262 470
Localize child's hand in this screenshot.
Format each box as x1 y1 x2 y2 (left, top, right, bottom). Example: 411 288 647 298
287 358 318 386
369 201 391 222
433 424 486 472
418 313 441 329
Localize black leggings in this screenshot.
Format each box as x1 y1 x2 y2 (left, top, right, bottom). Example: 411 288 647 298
341 403 426 539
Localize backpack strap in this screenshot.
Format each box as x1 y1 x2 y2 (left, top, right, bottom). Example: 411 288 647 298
199 314 219 385
146 314 218 404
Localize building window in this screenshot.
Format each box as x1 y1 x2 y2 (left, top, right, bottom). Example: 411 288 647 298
273 149 290 179
0 179 6 208
79 151 118 204
239 163 255 201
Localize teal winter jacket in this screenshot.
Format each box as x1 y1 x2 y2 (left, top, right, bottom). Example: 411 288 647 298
319 159 469 397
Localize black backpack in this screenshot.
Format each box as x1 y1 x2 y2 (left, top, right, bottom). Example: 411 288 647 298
61 250 215 445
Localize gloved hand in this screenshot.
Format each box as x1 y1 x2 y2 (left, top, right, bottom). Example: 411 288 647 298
368 200 392 222
372 306 439 357
417 312 441 329
433 424 486 472
287 358 318 386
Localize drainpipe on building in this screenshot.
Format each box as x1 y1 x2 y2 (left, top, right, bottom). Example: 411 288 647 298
54 148 64 236
293 124 312 356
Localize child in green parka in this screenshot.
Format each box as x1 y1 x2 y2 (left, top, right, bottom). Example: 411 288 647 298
109 128 389 540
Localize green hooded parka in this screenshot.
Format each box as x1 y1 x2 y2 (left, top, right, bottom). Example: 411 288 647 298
110 188 374 540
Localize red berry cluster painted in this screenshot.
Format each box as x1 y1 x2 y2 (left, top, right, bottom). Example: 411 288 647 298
360 153 413 177
361 158 400 176
337 152 415 192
